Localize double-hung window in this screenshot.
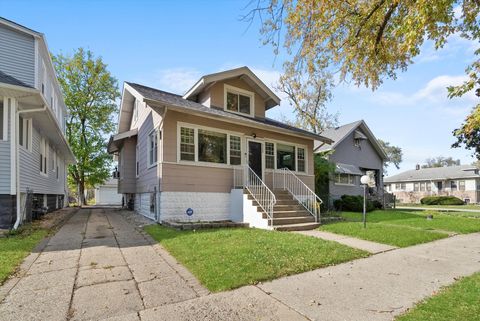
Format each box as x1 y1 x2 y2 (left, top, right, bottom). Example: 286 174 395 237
0 98 6 141
426 182 432 191
414 183 419 191
224 85 254 116
148 129 158 167
180 127 195 161
19 116 32 151
229 136 241 165
265 142 275 169
459 180 465 191
420 182 425 191
40 137 48 175
297 148 305 172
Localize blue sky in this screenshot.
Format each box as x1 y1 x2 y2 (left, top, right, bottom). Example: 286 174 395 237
2 0 478 175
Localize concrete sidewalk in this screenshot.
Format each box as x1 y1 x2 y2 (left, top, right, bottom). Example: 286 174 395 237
1 207 479 321
397 206 480 213
295 230 397 254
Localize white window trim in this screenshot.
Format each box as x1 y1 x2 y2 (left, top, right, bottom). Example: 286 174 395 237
40 137 48 177
147 128 159 169
19 117 33 152
177 122 244 168
1 97 7 141
263 139 308 174
175 122 308 174
51 84 55 112
223 84 255 118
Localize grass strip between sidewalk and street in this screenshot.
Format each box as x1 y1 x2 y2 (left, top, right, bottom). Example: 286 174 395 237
395 272 480 321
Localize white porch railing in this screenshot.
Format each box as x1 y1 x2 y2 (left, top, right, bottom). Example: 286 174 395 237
274 168 322 223
233 166 276 226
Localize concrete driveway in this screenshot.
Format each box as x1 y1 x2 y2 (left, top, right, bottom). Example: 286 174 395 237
0 207 479 321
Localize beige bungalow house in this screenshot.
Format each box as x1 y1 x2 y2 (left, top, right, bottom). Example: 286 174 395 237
108 67 332 231
385 165 480 204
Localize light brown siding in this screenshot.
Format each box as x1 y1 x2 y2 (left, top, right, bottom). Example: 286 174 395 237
118 137 136 193
161 110 315 193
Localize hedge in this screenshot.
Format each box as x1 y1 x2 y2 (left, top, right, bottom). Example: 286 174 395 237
333 195 382 212
420 196 464 205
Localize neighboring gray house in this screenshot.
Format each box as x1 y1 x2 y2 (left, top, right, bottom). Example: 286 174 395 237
315 120 387 202
0 17 75 228
385 165 480 204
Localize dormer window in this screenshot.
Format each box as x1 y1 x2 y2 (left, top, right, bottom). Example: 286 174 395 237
224 85 254 117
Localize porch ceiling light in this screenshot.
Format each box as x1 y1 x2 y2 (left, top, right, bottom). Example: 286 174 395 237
252 133 257 138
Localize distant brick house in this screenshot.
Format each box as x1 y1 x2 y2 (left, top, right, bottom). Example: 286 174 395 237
384 165 480 204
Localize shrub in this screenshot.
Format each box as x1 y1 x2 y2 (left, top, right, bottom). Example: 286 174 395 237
420 196 464 205
333 195 375 212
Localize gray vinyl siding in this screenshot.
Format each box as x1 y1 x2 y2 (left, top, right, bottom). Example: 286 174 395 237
136 111 159 193
329 129 384 198
0 24 35 87
18 120 67 195
0 101 11 194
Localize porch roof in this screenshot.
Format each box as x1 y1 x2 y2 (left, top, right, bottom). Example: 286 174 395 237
107 128 138 153
335 163 363 176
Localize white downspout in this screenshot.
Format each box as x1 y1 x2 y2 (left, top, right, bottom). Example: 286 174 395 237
13 104 47 230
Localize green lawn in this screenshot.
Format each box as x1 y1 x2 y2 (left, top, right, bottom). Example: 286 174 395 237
340 210 480 234
0 227 48 284
396 272 480 321
320 209 480 247
144 225 368 292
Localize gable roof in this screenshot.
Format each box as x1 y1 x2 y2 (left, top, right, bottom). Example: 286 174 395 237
385 165 480 183
314 120 388 159
183 66 281 110
122 82 332 143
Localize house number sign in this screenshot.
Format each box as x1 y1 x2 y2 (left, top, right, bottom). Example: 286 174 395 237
186 208 194 216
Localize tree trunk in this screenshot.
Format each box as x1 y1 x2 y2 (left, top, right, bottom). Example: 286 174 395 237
78 182 86 206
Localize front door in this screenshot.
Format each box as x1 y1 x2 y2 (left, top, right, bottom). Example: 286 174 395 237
248 141 262 180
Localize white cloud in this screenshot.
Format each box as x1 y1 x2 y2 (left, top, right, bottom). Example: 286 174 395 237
370 74 476 110
133 68 202 95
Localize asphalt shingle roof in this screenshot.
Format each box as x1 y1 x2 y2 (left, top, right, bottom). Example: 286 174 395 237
0 70 32 88
385 165 480 183
315 121 363 151
127 82 332 142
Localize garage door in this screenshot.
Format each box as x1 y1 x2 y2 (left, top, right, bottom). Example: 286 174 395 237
96 187 122 205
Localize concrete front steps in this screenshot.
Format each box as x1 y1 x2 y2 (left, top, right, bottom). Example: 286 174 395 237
247 189 320 231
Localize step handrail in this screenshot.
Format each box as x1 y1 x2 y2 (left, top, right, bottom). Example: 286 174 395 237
244 165 276 226
276 168 322 223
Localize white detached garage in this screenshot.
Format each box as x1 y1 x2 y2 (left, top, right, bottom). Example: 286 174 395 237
95 179 122 205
